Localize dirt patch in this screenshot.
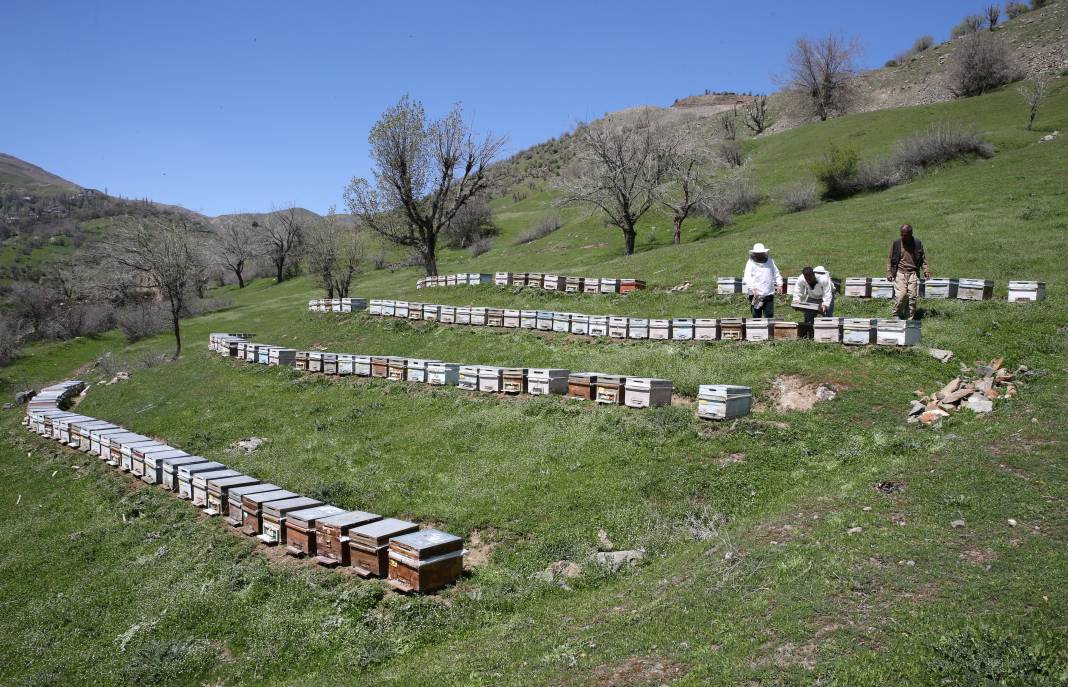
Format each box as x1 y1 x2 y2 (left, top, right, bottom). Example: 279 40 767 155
767 375 837 412
465 527 500 567
716 452 746 467
960 547 998 565
588 656 688 686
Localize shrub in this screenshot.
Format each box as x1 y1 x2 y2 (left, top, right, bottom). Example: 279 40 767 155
443 196 498 248
777 181 819 212
515 213 562 244
1006 2 1029 18
885 59 900 68
857 156 910 192
722 173 761 214
0 315 23 366
719 139 746 167
115 300 169 343
986 4 1000 28
914 35 934 52
814 145 861 199
1030 0 1049 8
891 122 995 172
946 31 1021 98
951 14 985 39
468 237 493 257
927 626 1068 685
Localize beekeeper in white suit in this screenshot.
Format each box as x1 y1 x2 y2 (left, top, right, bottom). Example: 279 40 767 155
791 265 836 326
742 242 783 318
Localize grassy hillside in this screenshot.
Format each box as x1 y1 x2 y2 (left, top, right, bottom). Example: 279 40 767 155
1 81 1067 686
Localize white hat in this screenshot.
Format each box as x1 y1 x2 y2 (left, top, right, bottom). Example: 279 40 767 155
750 242 769 254
814 265 828 275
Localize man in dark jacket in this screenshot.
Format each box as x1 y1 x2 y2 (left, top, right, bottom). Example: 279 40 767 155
887 224 930 319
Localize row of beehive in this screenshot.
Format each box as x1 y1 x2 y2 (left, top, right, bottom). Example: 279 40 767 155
416 272 646 293
718 276 1046 301
346 302 922 346
307 298 369 312
209 333 753 419
24 381 464 593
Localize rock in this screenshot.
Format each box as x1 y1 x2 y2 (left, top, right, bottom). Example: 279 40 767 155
591 549 645 572
815 385 837 402
951 519 966 529
928 348 954 362
966 394 993 414
847 526 863 535
231 437 267 452
937 378 961 399
596 529 614 552
2 403 12 410
1007 519 1018 527
14 390 36 405
532 560 584 587
920 409 949 425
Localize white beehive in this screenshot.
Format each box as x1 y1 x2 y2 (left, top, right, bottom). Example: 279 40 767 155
672 318 694 340
696 385 753 420
1007 280 1046 302
845 278 871 298
842 318 877 345
876 319 922 346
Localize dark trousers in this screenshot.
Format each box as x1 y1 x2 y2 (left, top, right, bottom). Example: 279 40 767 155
802 309 817 326
751 295 774 318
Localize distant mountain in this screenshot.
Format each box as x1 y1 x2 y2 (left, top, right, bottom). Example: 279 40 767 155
0 153 82 194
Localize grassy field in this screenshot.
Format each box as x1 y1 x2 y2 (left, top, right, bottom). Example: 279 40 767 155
1 79 1067 686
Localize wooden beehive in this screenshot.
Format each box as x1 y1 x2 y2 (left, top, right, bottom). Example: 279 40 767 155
520 310 538 329
527 368 569 395
957 278 994 301
131 443 175 479
458 365 479 390
494 272 513 286
423 303 440 321
595 375 627 405
528 272 544 289
745 318 775 342
439 305 456 324
268 347 296 366
381 300 396 317
487 308 505 327
161 456 209 492
348 518 419 577
627 318 649 339
608 317 629 339
478 366 503 393
845 278 871 298
192 469 242 507
240 489 299 536
470 307 488 326
338 354 357 375
387 529 464 593
569 314 589 335
648 319 671 340
503 309 520 328
719 318 745 341
583 278 601 294
536 311 554 331
813 317 842 343
225 483 281 526
258 497 324 546
406 359 432 383
697 385 753 420
427 362 460 386
717 277 743 295
588 315 608 337
354 355 372 376
314 510 382 567
369 300 384 315
322 353 339 375
513 272 529 287
619 279 646 294
672 318 694 340
543 275 564 291
204 475 260 516
565 277 583 293
923 278 959 299
386 357 406 381
113 436 153 469
295 351 309 371
842 318 877 345
142 450 189 485
394 300 410 318
624 378 673 408
178 461 227 500
773 321 801 340
876 319 922 346
501 368 527 395
308 352 324 373
455 306 472 325
870 278 894 299
568 372 599 400
1007 280 1046 302
552 312 571 333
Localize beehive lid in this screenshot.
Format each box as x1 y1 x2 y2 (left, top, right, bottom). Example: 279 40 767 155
1008 280 1044 289
537 311 554 317
133 442 176 455
629 318 649 325
814 317 841 326
720 318 745 325
569 372 601 382
672 318 694 324
244 489 298 506
178 461 227 477
846 277 870 284
209 474 259 490
460 365 479 374
844 318 877 326
521 310 538 317
428 361 458 371
351 517 419 545
698 384 753 399
162 456 210 471
230 483 282 499
529 368 569 377
626 377 672 390
597 375 625 385
959 278 993 287
502 368 527 376
319 510 381 529
193 469 242 485
747 318 775 326
717 277 740 283
390 529 462 557
283 504 343 525
871 278 892 286
262 496 321 516
478 366 501 374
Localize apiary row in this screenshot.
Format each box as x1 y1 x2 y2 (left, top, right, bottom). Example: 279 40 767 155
24 379 464 593
415 272 647 294
718 276 1046 301
306 298 369 312
209 333 754 419
347 304 921 347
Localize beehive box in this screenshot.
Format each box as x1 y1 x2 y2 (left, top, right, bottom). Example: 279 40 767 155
456 306 472 325
595 375 627 405
407 359 436 383
544 275 564 291
161 456 209 492
354 355 372 377
1007 280 1046 302
649 319 671 340
381 300 397 317
142 450 189 485
520 310 538 329
337 354 357 375
387 529 464 593
255 345 270 364
513 272 529 287
503 309 521 328
340 297 368 312
608 317 629 339
672 318 694 340
552 312 571 333
570 313 589 335
394 301 410 318
600 278 619 294
717 277 743 295
494 272 513 286
240 489 299 536
784 276 799 295
322 353 339 375
958 278 994 301
408 302 424 321
348 518 419 577
132 443 178 479
178 461 228 500
439 305 456 324
236 341 248 359
295 351 309 371
55 414 90 445
870 278 894 299
315 510 383 567
104 434 150 467
773 321 801 340
624 378 673 408
268 347 296 366
445 274 457 286
923 278 958 299
694 318 719 341
845 278 871 298
536 311 554 331
386 357 407 381
369 300 384 315
720 318 745 341
470 307 488 326
745 318 775 342
330 299 343 312
568 372 600 400
627 318 648 339
88 427 127 456
696 385 753 420
120 440 163 473
876 319 922 346
422 304 439 321
259 497 325 546
425 361 459 386
472 273 493 285
813 317 842 343
588 315 608 337
501 368 527 395
565 277 583 293
528 273 544 289
527 368 569 395
192 469 242 507
458 365 479 390
73 421 117 452
204 475 260 515
842 318 877 345
583 278 601 294
308 352 324 373
487 308 505 328
225 483 281 526
619 279 646 294
478 366 503 393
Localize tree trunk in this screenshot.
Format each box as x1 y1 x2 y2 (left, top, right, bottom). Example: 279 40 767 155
673 216 683 245
424 232 438 276
424 253 438 277
623 227 637 256
275 258 285 283
235 270 245 288
171 310 182 361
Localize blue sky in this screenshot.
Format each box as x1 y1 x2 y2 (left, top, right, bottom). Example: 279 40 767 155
3 0 984 216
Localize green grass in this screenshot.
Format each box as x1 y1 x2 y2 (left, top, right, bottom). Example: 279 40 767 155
2 80 1067 686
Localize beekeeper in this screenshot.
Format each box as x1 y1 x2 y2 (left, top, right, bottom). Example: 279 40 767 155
742 242 783 318
791 265 836 326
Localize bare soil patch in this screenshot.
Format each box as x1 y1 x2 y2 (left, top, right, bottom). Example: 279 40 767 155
767 375 838 412
588 656 688 686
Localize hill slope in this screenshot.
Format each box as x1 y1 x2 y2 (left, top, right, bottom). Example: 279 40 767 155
0 153 81 194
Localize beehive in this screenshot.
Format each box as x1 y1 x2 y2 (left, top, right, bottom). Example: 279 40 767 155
295 351 309 371
178 461 227 500
308 352 324 373
773 321 801 340
422 303 440 321
600 278 619 294
552 312 571 333
456 307 472 325
315 510 383 567
583 278 601 294
337 354 357 375
588 315 609 337
225 483 282 527
608 317 629 338
458 365 479 390
340 297 368 312
719 318 745 341
439 305 457 324
478 366 503 393
1007 280 1046 302
407 359 439 384
694 318 719 340
566 313 588 335
813 317 842 343
381 300 396 317
349 518 420 577
696 385 753 420
322 353 339 375
503 309 521 328
192 469 242 507
527 368 569 395
744 318 775 342
387 529 464 593
845 278 871 298
544 275 564 291
876 319 922 346
204 475 260 516
717 277 743 295
870 277 894 299
648 319 671 340
240 489 298 536
118 439 157 471
624 378 673 408
536 311 554 331
408 301 424 321
595 375 626 405
487 308 505 328
369 300 384 315
494 272 513 286
394 300 410 318
354 355 372 377
258 497 324 546
445 274 458 286
957 278 994 301
132 443 179 479
923 278 959 299
501 368 527 394
142 450 189 485
565 277 584 293
161 456 209 492
672 318 694 340
386 357 407 381
842 318 877 345
514 272 530 287
568 372 600 400
470 307 488 326
520 310 538 329
528 273 544 289
619 279 646 294
427 362 460 386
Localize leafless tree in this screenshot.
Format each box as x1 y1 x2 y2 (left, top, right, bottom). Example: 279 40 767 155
784 34 861 121
986 4 1001 28
303 209 369 298
260 207 305 283
1017 73 1051 130
214 218 258 287
742 95 772 135
719 112 737 140
659 142 715 245
946 31 1020 98
104 215 208 359
343 96 506 276
557 112 672 256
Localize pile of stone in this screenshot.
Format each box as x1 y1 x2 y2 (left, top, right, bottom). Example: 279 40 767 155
908 357 1020 425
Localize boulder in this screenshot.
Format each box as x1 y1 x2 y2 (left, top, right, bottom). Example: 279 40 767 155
591 549 645 573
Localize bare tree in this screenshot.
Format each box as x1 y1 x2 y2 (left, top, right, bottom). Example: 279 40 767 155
343 96 506 276
261 207 305 283
946 31 1020 98
986 4 1001 28
1017 73 1051 130
304 209 369 298
784 34 861 121
659 142 715 245
104 216 208 359
742 95 772 135
214 218 257 287
557 112 672 256
719 112 736 140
